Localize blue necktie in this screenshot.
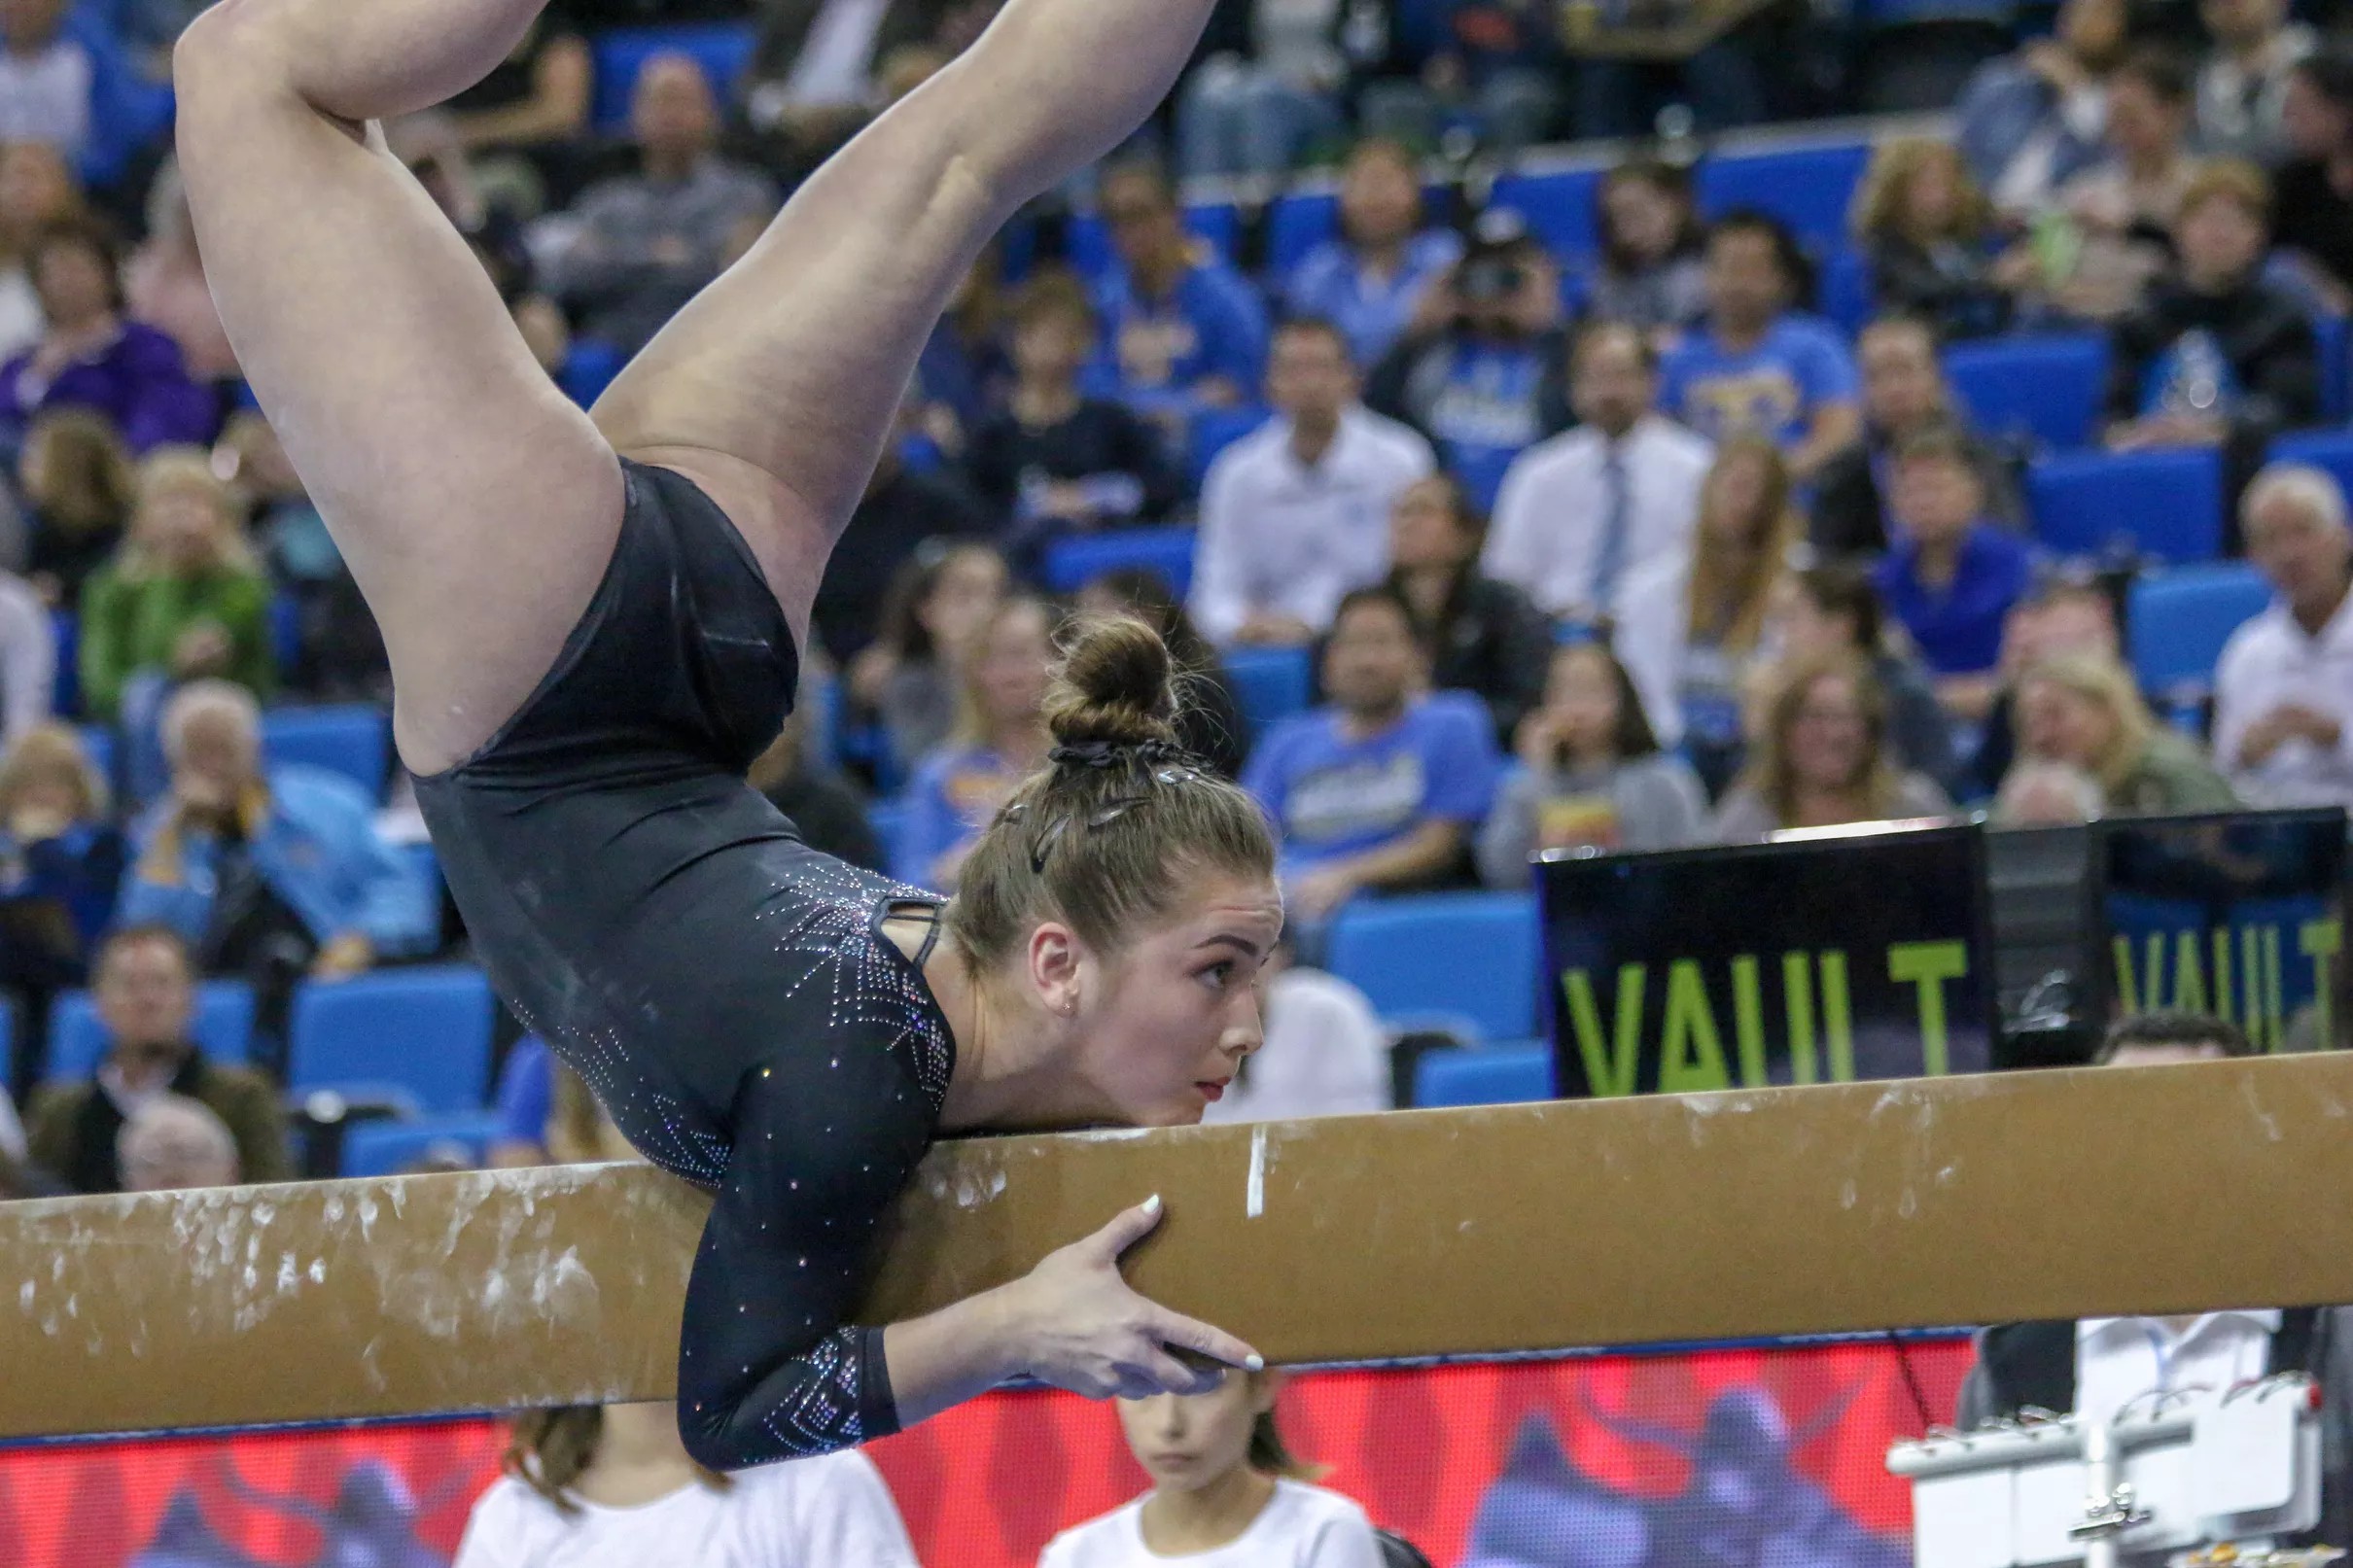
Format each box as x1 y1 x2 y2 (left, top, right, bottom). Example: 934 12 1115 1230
1593 445 1632 611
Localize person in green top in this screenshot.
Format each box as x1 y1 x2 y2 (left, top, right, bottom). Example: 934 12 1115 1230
2013 649 2241 817
77 443 275 721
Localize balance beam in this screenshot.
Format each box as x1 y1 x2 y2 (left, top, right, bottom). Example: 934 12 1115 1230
10 1051 2353 1441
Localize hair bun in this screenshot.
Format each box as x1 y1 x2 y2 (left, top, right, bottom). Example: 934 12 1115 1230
1045 614 1180 750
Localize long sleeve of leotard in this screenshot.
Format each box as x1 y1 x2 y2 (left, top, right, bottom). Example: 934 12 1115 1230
675 1026 937 1469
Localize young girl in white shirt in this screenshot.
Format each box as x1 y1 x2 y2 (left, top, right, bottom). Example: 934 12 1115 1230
452 1402 919 1568
1038 1373 1387 1567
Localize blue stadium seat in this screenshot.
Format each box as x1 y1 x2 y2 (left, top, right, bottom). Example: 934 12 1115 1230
46 981 258 1083
50 609 77 718
1041 526 1199 599
1488 168 1603 260
2125 563 2271 697
1223 645 1314 735
262 705 390 799
1413 1043 1553 1108
2268 429 2353 503
1817 244 1876 335
1695 143 1875 245
2027 447 2225 563
1189 402 1272 487
589 23 758 131
1266 191 1340 275
267 594 300 676
402 841 442 912
1326 891 1541 1041
557 339 627 408
1943 334 2108 450
2316 313 2349 422
340 1111 509 1177
288 965 495 1113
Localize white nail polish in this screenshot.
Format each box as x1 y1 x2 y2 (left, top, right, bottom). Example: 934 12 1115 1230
1142 1193 1162 1215
1245 1354 1264 1372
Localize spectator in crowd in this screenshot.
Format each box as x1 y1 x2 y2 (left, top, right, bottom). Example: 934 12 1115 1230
124 160 239 390
1199 938 1389 1123
1282 138 1463 369
17 405 130 607
1039 1371 1383 1567
1853 139 2012 342
78 446 273 725
455 1404 919 1567
1710 652 1954 842
218 412 387 703
116 1092 239 1190
2193 0 2314 160
1657 212 1860 484
745 711 885 872
0 0 171 192
24 923 289 1194
2012 651 2240 815
1191 316 1433 646
1359 0 1565 155
1967 575 2123 798
1368 209 1569 512
912 254 1011 469
0 722 119 986
442 13 592 199
1087 161 1270 428
1243 585 1499 920
2214 465 2353 807
1486 322 1712 629
0 141 79 365
1871 428 2039 719
1810 315 2023 559
1776 562 1961 797
1478 640 1709 883
1385 472 1551 746
1581 158 1709 342
967 274 1179 572
846 539 1006 780
2105 160 2318 467
897 593 1054 888
1075 567 1250 777
120 680 438 987
1957 0 2127 220
1635 436 1802 785
739 0 947 182
1 216 217 455
1172 0 1346 178
390 111 571 373
810 418 993 663
2027 48 2200 324
544 54 779 358
1991 756 2108 824
2270 48 2353 309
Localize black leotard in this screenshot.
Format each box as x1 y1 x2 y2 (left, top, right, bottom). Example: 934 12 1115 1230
413 459 955 1467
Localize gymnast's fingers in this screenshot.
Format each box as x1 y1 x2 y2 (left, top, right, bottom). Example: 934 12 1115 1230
1083 1193 1165 1262
1146 1306 1263 1375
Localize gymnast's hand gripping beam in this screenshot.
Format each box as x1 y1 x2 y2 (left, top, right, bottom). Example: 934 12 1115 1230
7 1051 2353 1441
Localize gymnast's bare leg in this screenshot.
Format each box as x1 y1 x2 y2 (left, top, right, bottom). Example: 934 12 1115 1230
171 0 1219 777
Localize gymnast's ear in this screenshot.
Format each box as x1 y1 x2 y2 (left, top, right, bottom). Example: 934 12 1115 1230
1024 916 1087 1018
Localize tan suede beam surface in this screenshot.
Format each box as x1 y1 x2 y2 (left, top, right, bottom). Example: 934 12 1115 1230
7 1052 2353 1439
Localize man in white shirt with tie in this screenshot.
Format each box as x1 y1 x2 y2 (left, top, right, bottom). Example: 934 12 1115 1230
1483 322 1713 628
1188 316 1435 646
2214 463 2353 808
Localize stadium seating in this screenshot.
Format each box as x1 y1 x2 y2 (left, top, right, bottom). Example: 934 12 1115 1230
261 705 391 800
588 22 758 131
557 339 628 408
1040 525 1199 599
1188 403 1272 487
2268 429 2353 502
1412 1043 1553 1107
1695 142 1875 245
2125 563 2271 699
339 1111 510 1178
1816 245 1876 336
1266 190 1341 275
50 610 77 718
1488 166 1604 260
287 965 495 1114
2026 446 2225 564
1222 645 1315 735
1943 334 2107 450
45 980 259 1083
1325 890 1541 1042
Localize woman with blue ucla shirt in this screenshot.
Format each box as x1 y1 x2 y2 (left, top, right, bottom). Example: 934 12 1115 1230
1870 428 2037 724
1088 163 1270 431
897 594 1055 888
1282 139 1462 369
1657 212 1860 483
1243 585 1499 921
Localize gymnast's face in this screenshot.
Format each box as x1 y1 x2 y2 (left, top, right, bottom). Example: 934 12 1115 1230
1118 1371 1277 1492
1073 868 1283 1126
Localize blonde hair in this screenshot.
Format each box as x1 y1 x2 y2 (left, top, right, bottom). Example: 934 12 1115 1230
2179 157 2270 224
21 407 134 541
1686 437 1803 655
1851 138 1991 245
2015 651 2157 795
122 445 259 578
1736 650 1904 827
0 721 107 823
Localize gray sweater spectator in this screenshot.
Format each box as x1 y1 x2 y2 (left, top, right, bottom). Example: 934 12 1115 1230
544 55 779 356
2195 0 2314 160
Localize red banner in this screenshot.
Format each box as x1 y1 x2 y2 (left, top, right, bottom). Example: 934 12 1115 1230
0 1337 1971 1567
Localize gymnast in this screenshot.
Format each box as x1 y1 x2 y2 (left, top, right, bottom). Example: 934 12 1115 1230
170 0 1281 1467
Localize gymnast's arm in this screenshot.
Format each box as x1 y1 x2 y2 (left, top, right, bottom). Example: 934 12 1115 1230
676 1042 1264 1469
